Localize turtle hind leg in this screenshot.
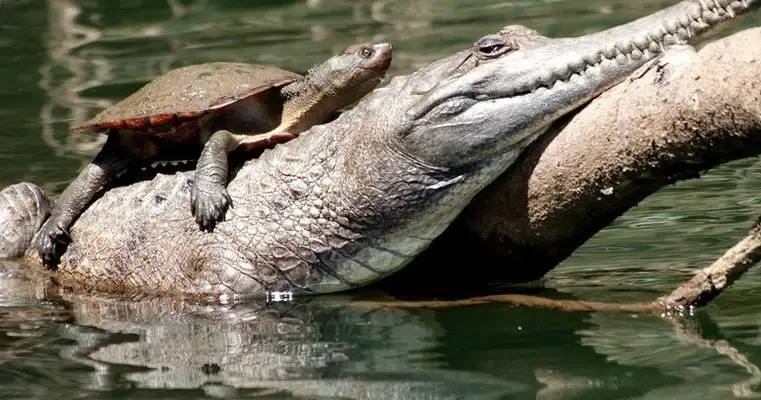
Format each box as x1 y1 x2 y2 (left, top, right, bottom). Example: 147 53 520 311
191 130 243 232
33 135 137 270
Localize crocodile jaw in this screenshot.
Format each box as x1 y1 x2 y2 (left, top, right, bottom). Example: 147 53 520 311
413 0 757 122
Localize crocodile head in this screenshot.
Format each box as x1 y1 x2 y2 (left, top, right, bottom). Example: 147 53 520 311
401 26 557 172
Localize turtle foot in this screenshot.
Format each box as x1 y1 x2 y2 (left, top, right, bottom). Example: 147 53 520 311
34 220 71 271
190 181 232 233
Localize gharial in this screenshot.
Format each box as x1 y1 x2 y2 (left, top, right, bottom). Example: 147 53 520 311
0 0 756 300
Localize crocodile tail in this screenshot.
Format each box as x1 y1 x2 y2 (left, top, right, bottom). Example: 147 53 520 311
0 182 51 259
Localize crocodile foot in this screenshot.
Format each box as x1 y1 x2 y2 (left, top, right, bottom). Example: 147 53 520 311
34 220 71 270
190 180 232 233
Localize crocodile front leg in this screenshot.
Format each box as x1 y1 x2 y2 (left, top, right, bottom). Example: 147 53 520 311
33 135 135 269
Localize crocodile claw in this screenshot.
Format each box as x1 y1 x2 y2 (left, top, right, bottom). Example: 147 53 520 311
190 182 232 233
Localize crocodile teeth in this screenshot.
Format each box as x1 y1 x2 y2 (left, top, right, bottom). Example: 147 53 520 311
582 52 602 66
554 64 571 81
615 40 634 54
601 46 617 60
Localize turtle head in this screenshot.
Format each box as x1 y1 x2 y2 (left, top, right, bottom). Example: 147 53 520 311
304 42 394 110
277 42 393 133
341 42 394 74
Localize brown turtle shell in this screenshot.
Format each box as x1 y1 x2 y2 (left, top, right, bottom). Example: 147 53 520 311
73 62 301 134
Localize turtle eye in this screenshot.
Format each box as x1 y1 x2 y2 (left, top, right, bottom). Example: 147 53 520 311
360 47 374 58
475 35 515 60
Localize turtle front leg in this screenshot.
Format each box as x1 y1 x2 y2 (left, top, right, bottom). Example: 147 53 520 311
191 129 297 232
33 136 135 270
191 130 242 232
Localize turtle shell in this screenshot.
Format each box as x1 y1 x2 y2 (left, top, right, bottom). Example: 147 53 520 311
73 62 301 134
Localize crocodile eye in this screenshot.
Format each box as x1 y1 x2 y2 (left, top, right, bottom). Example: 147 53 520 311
475 35 515 60
480 44 503 54
360 47 374 58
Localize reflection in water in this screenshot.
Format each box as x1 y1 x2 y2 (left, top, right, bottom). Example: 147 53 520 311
2 260 761 398
166 0 210 19
0 261 524 398
62 298 529 398
580 313 761 399
39 0 107 162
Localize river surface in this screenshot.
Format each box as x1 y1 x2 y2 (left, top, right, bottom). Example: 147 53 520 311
2 0 761 398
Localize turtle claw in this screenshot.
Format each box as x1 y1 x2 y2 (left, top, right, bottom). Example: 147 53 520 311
33 220 71 271
190 182 232 232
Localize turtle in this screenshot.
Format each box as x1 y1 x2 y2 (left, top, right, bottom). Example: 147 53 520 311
34 42 394 270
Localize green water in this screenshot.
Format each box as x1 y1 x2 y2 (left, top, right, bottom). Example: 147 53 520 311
3 0 761 398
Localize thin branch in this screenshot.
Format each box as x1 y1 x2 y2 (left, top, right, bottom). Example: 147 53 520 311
659 216 761 308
